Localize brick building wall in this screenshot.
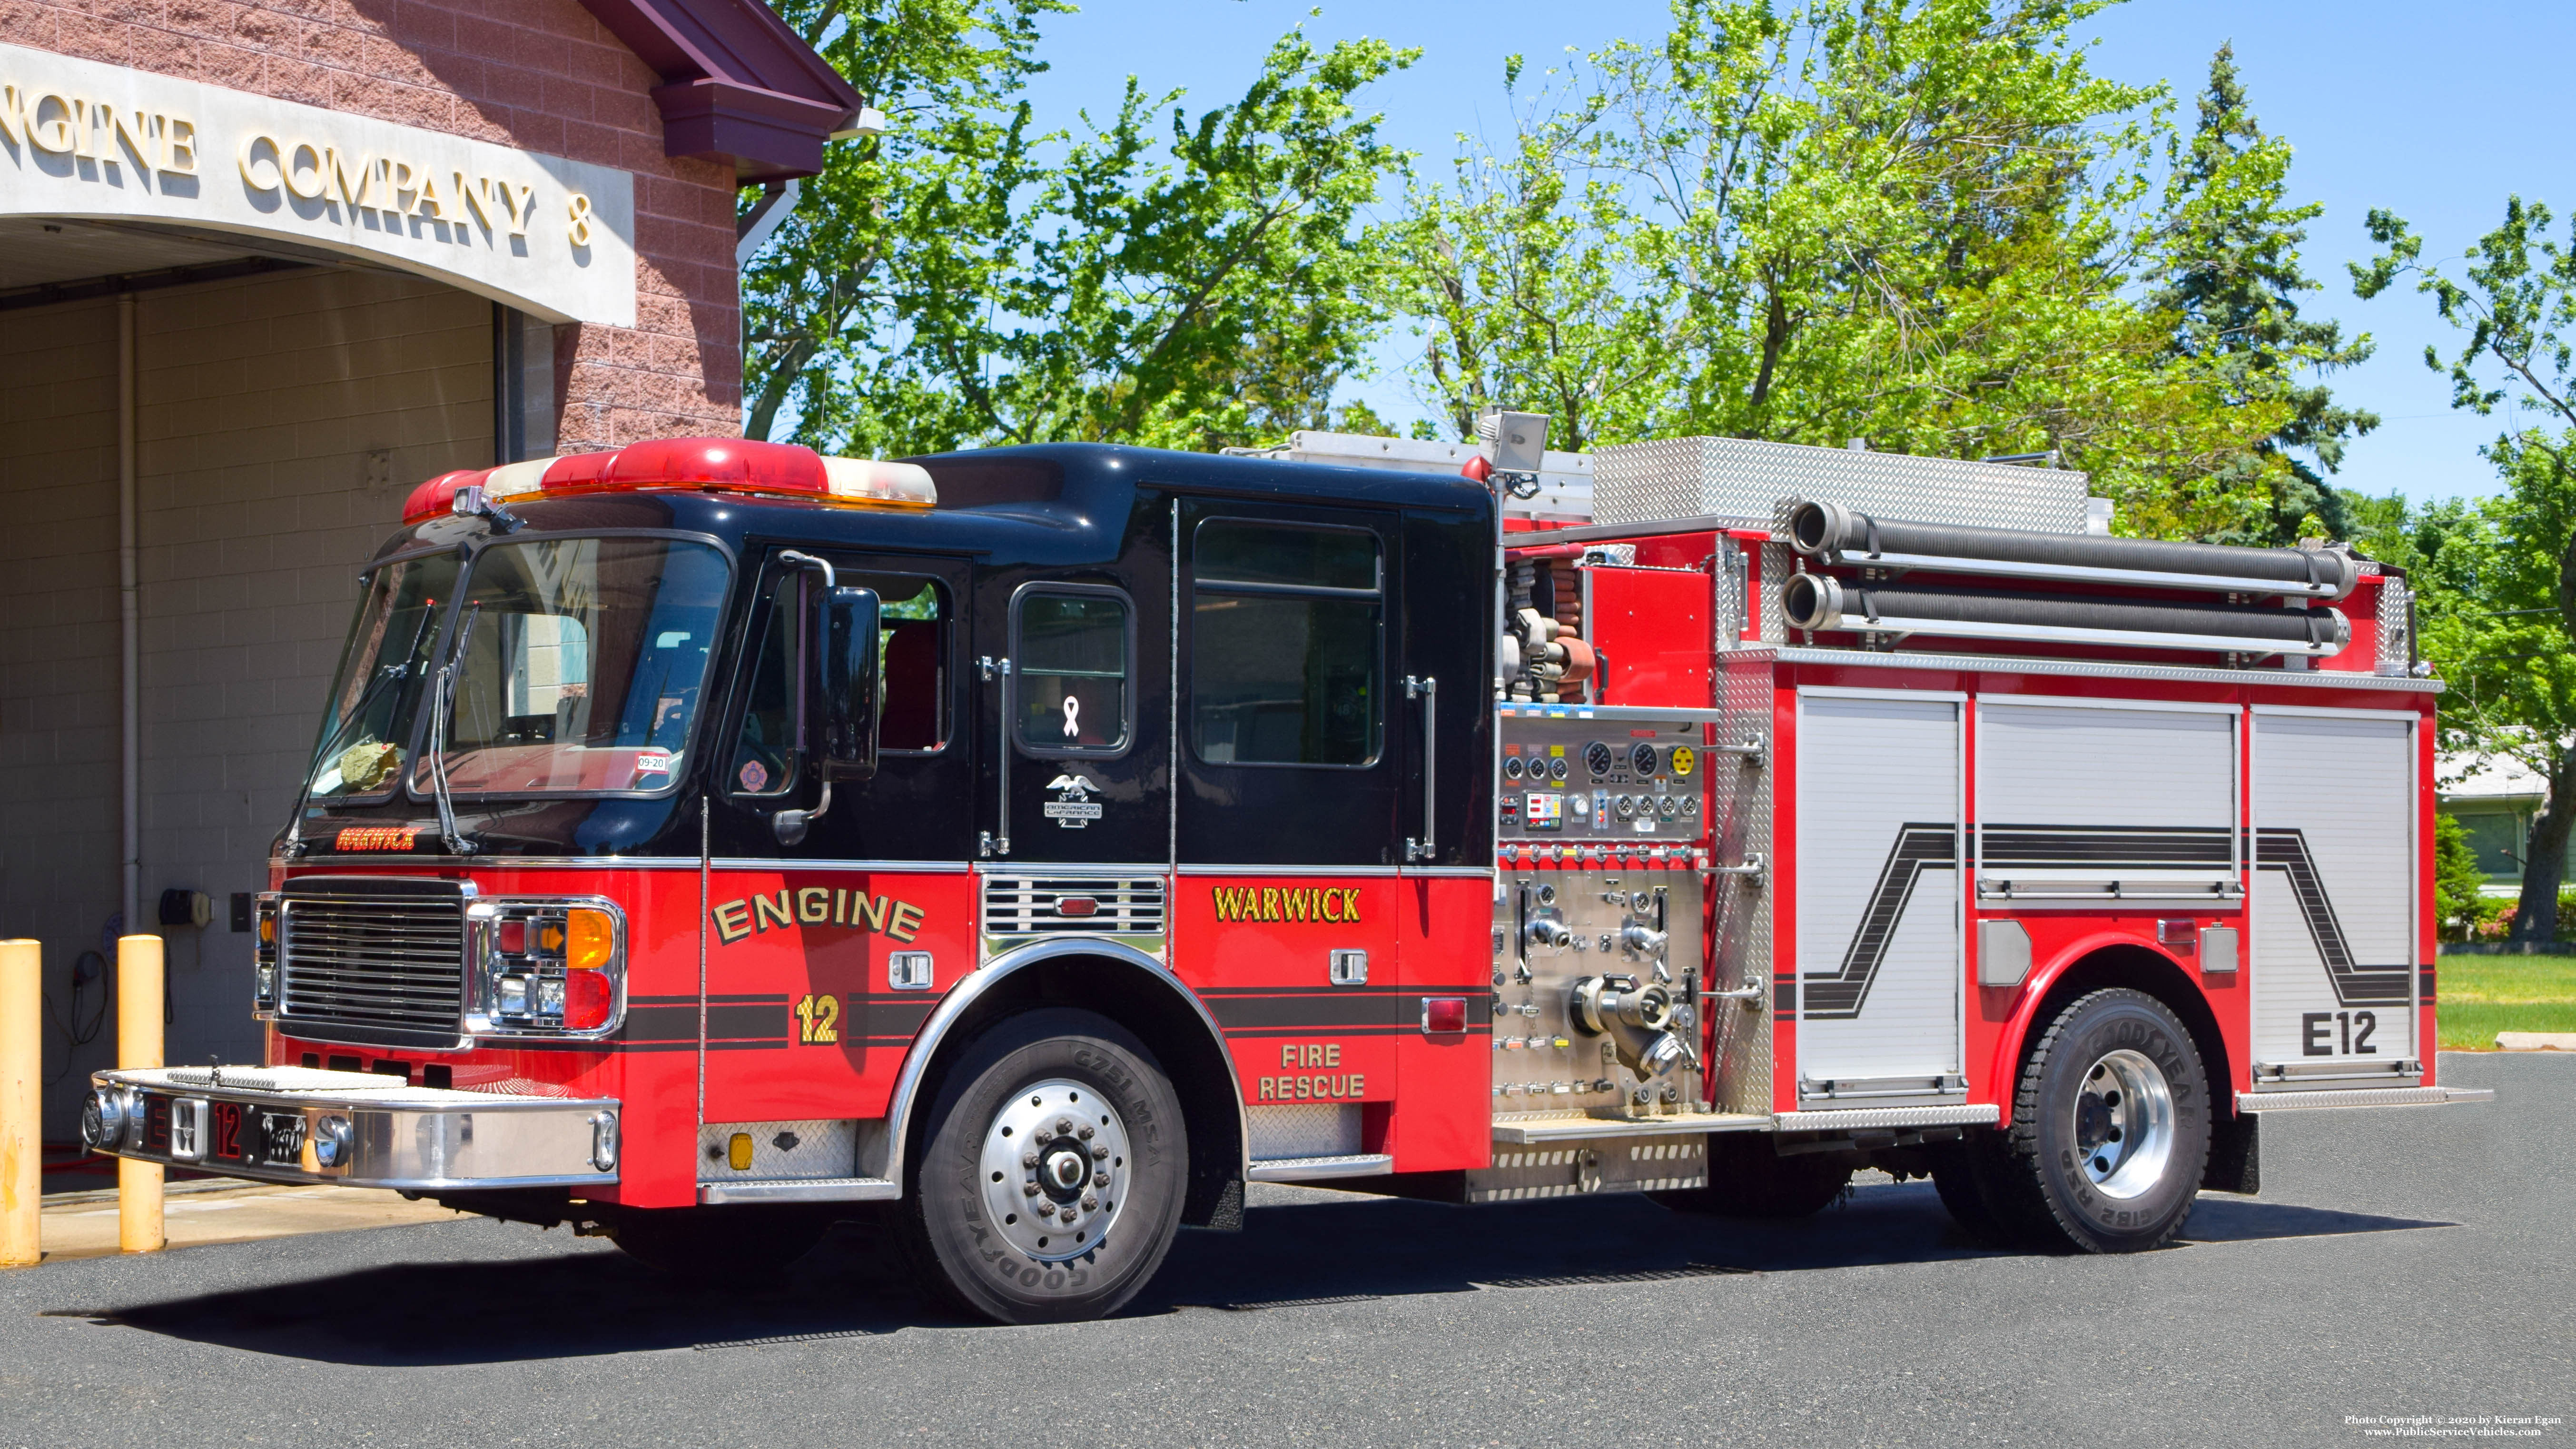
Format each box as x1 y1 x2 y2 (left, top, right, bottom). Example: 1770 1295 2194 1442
6 0 745 448
1 270 493 1119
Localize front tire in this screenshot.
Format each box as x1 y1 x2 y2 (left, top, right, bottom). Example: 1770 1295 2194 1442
1982 988 2211 1253
896 1009 1188 1324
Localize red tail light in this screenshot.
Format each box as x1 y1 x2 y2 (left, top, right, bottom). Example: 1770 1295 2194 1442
563 969 613 1032
1421 997 1468 1034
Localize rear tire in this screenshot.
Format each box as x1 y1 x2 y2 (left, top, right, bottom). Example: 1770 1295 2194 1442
895 1009 1187 1324
1652 1133 1852 1219
611 1206 831 1286
1926 1136 2014 1245
1980 988 2211 1253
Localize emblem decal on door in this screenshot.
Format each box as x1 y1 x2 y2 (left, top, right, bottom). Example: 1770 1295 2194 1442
1043 773 1103 828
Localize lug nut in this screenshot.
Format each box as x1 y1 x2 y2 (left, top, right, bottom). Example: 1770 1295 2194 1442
1056 1117 1073 1134
1023 1182 1040 1196
1077 1124 1094 1140
1060 1206 1078 1223
1082 1196 1098 1211
1091 1143 1108 1159
1094 1170 1110 1187
1022 1150 1039 1167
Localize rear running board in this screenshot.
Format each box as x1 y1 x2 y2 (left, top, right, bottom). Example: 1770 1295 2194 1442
697 1176 898 1205
2237 1085 2493 1112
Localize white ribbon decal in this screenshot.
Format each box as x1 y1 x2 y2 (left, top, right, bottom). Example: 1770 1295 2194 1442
1062 694 1080 739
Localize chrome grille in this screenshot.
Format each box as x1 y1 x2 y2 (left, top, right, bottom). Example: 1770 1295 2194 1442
278 881 467 1039
982 876 1167 937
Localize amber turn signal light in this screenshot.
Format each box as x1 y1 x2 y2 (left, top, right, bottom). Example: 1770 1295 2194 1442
566 908 615 972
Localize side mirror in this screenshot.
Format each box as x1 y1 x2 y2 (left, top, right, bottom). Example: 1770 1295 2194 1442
814 584 881 781
772 579 880 848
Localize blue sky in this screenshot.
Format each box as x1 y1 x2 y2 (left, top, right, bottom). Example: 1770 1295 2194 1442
1014 0 2576 505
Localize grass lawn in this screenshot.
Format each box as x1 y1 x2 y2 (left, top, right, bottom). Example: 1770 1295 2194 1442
2438 954 2576 1050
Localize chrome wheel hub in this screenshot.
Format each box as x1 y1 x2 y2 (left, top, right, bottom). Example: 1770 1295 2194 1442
978 1078 1131 1264
2071 1047 2175 1201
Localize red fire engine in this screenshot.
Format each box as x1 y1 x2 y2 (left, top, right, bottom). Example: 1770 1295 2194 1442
81 422 2489 1322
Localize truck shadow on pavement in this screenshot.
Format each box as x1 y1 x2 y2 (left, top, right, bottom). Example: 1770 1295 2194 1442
65 1181 2449 1366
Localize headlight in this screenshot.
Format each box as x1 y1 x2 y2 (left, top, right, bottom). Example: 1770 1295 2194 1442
465 899 625 1037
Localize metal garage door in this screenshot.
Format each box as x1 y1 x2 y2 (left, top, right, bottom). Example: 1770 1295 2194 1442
2250 710 2419 1083
1794 692 1962 1103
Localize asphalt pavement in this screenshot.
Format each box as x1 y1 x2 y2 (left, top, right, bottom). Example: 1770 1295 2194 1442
2 1052 2567 1449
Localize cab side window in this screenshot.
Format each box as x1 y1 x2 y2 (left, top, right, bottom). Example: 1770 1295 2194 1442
1190 520 1382 766
1013 586 1131 755
731 567 951 795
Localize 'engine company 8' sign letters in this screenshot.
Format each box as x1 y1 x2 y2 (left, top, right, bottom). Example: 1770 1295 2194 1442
0 41 636 326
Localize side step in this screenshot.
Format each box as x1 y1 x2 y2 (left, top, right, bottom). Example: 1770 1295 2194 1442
2236 1085 2494 1113
1248 1153 1393 1183
698 1176 898 1205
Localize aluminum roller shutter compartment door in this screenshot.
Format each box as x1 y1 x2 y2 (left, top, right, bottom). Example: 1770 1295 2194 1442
2251 714 2418 1073
1974 703 2238 900
1794 695 1962 1090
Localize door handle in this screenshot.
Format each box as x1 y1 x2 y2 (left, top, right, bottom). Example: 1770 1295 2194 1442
978 655 1012 858
1403 675 1437 863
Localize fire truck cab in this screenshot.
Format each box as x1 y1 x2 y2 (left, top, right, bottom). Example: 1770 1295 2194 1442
82 427 2489 1323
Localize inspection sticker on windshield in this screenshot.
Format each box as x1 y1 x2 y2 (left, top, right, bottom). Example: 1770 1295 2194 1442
634 749 674 781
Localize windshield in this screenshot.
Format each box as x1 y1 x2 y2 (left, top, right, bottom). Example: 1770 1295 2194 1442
409 536 730 795
305 552 463 800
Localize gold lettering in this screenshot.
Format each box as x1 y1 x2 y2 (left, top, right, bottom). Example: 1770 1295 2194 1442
831 889 849 926
858 894 890 932
796 886 830 924
1280 1044 1297 1069
1349 1072 1364 1096
236 132 281 191
752 890 793 933
409 166 445 218
0 85 21 148
456 170 495 230
1342 888 1361 920
163 116 196 174
386 158 419 208
887 902 925 943
1257 1077 1276 1102
1321 890 1342 923
283 140 329 199
1325 1043 1341 1067
28 93 75 153
107 106 155 173
565 190 593 247
507 181 534 237
71 97 92 159
712 900 751 944
1261 888 1280 922
328 148 379 209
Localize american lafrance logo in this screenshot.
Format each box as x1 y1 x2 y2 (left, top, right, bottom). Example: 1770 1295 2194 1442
1044 773 1103 828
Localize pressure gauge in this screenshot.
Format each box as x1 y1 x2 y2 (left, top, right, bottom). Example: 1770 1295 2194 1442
1629 741 1660 776
1583 741 1615 777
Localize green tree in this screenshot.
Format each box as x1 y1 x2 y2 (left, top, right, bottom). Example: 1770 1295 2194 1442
2355 199 2576 940
1385 0 2315 533
743 9 1414 456
2146 44 2377 546
2433 812 2494 940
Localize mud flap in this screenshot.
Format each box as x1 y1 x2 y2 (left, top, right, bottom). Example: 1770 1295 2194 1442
2201 1110 2260 1195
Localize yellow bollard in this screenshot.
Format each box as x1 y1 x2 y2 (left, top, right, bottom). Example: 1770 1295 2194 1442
118 935 163 1254
1 939 38 1268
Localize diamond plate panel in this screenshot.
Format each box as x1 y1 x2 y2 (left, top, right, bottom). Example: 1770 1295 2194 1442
1710 647 1776 1115
1246 1102 1362 1160
697 1118 859 1182
1466 1138 1707 1201
2376 580 2414 676
1594 437 2090 536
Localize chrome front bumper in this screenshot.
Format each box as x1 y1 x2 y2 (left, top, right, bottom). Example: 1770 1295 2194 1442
85 1066 619 1191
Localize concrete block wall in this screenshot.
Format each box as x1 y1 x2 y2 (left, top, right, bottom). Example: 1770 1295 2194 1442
11 0 743 448
0 268 492 1136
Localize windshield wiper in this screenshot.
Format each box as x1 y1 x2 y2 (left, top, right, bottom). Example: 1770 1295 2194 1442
284 614 436 857
427 602 481 855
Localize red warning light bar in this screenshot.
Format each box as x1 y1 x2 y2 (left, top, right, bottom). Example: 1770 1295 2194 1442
400 437 937 523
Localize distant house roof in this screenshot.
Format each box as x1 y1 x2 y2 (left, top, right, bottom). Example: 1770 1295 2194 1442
2438 750 2548 806
578 0 865 181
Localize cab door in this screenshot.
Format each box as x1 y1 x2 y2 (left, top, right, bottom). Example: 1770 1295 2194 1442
1172 499 1403 1168
696 549 976 1137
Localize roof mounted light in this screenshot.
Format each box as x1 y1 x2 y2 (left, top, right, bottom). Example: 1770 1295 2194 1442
400 438 937 523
